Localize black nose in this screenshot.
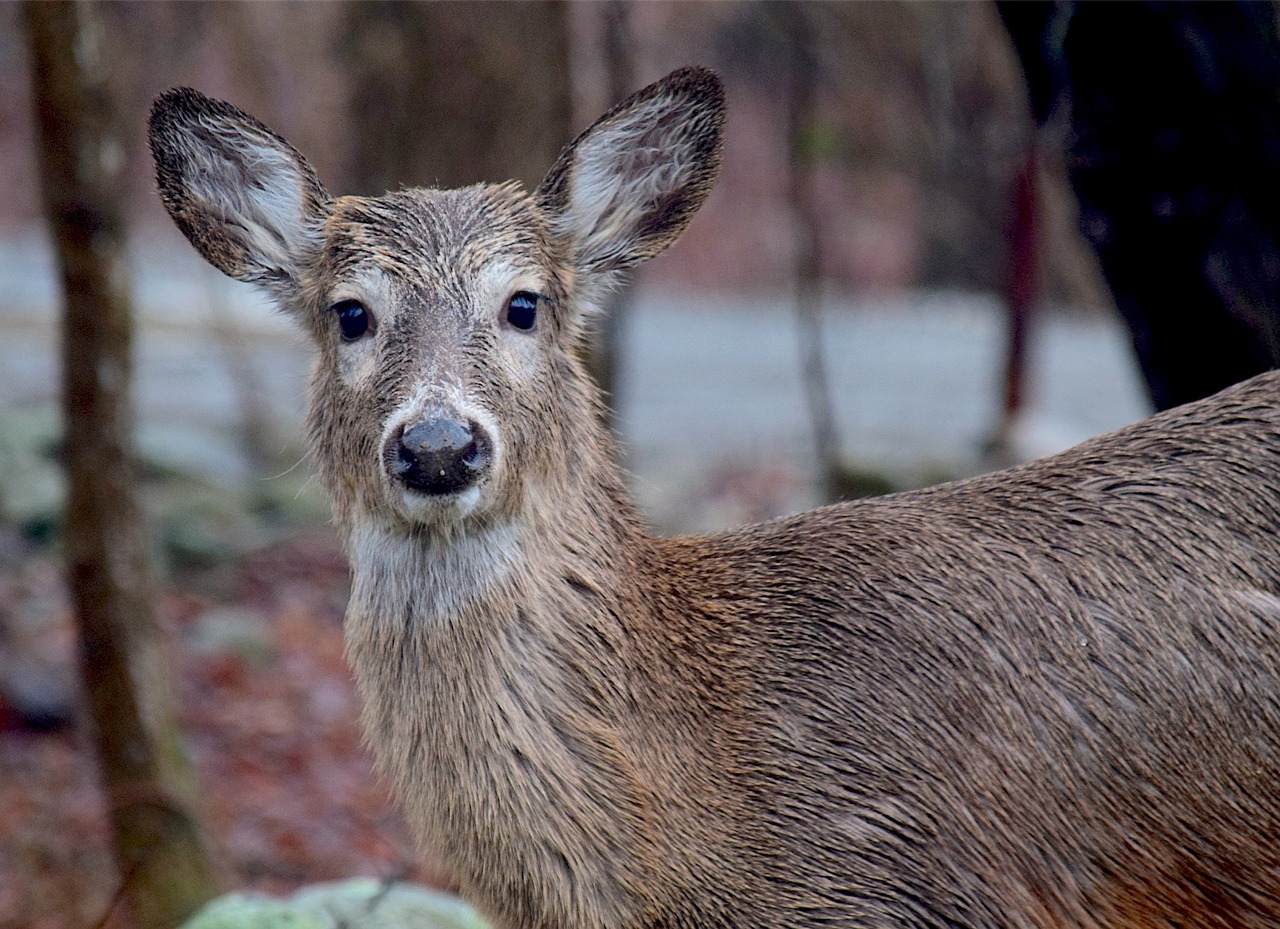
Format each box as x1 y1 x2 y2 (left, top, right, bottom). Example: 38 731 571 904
390 417 491 495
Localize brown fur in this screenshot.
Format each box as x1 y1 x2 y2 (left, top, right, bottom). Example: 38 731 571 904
150 69 1280 929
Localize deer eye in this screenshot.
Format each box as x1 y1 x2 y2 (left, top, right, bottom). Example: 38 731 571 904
506 291 539 331
332 299 371 341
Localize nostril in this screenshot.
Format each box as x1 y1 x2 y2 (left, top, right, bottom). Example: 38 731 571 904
394 438 418 475
461 437 484 469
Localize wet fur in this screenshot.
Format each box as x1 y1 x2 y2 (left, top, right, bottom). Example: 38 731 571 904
151 69 1280 928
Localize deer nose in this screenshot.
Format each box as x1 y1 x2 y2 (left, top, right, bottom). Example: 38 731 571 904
390 416 491 495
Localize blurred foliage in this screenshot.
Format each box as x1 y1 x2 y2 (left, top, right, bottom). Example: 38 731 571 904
339 1 571 193
0 0 1106 300
0 406 328 575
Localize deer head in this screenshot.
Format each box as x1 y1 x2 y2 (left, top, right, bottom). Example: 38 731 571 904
148 69 725 538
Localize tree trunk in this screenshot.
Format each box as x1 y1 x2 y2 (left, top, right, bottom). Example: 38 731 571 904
987 141 1043 459
585 0 635 429
24 2 220 925
777 3 843 501
340 0 572 194
999 1 1280 411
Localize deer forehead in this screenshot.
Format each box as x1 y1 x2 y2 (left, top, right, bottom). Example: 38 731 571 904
321 185 554 297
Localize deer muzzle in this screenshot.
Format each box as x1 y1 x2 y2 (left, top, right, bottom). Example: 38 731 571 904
386 413 492 496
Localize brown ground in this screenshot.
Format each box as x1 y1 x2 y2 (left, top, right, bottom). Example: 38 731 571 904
0 529 449 929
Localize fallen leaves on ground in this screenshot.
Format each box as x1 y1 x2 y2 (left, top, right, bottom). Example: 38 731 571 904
0 529 450 929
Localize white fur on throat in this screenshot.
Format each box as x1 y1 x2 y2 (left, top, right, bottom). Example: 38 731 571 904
346 518 523 636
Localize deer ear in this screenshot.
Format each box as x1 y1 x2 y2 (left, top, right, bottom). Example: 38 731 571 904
535 67 725 276
148 88 329 291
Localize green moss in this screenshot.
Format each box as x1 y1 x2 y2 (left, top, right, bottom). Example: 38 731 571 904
182 895 324 929
182 882 492 929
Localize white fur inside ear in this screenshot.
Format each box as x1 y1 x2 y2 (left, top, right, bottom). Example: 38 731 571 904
554 92 703 268
187 119 320 275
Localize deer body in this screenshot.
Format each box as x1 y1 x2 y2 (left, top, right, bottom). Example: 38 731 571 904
150 70 1280 928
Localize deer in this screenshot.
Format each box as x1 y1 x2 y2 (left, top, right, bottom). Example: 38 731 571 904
149 68 1280 929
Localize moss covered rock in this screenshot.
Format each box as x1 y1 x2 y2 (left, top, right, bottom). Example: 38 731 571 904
182 880 490 929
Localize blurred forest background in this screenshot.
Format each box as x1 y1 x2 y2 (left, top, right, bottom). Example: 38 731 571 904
3 2 1279 927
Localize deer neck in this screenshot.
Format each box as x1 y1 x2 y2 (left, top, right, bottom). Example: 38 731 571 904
340 423 679 926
